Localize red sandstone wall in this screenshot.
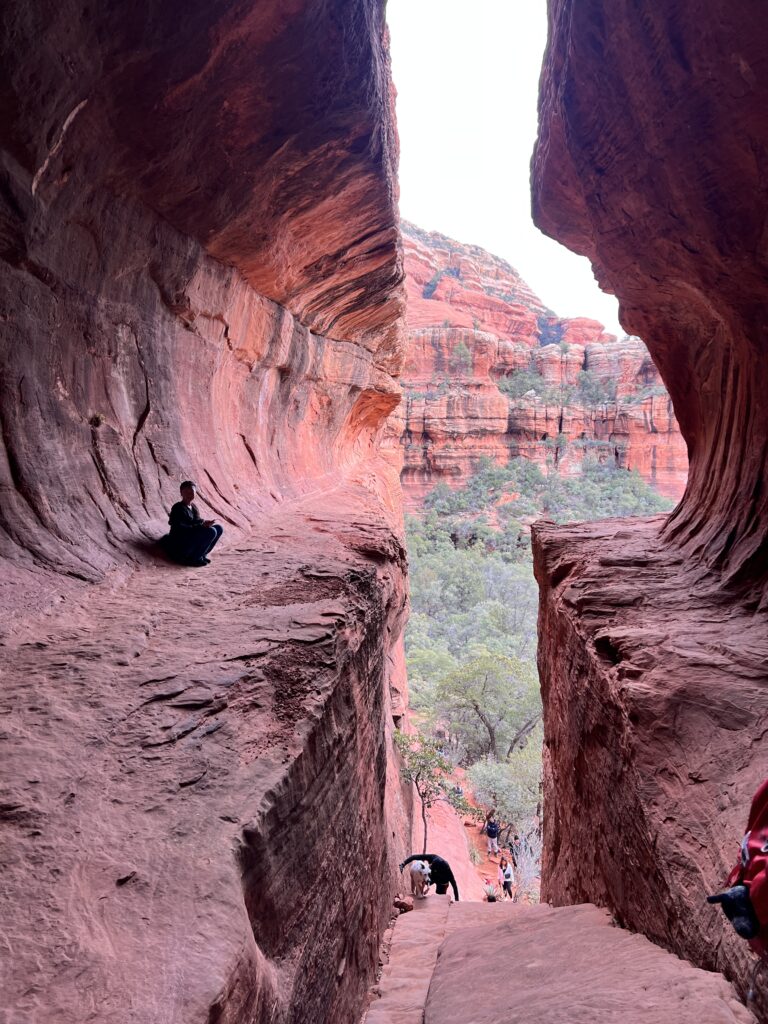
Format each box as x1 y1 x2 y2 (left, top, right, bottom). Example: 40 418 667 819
0 0 404 590
532 1 768 1014
394 224 688 508
0 3 411 1022
533 3 768 594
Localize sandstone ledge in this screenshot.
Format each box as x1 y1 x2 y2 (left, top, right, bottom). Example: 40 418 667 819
0 486 410 1024
533 516 768 1015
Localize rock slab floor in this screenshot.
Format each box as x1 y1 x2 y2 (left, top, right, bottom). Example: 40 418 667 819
366 900 756 1024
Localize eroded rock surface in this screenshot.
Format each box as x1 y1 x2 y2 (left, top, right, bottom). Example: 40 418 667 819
533 517 768 1014
425 904 756 1024
533 2 768 594
1 487 411 1024
0 2 410 1022
0 0 403 595
394 223 687 507
532 1 768 1013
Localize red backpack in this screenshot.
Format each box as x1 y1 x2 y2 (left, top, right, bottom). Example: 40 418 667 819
708 778 768 959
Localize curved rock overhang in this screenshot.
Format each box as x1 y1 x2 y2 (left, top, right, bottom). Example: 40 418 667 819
532 1 768 600
0 4 411 1023
532 4 768 1013
0 0 405 587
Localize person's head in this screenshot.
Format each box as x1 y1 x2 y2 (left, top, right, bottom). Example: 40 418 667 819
180 480 196 504
500 856 508 869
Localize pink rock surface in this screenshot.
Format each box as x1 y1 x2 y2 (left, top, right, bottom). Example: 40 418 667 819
1 0 403 350
0 2 410 1022
532 1 768 593
425 904 755 1024
365 895 523 1024
1 486 411 1024
531 2 768 1017
0 0 404 599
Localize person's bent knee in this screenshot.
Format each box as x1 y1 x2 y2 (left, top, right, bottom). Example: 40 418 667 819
213 524 223 538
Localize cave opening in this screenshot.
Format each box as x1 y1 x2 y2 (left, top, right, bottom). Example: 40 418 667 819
2 0 766 1021
386 0 691 929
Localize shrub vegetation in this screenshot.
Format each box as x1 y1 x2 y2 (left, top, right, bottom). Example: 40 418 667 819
404 455 674 859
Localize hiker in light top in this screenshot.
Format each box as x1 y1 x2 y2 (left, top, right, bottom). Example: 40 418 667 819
498 856 515 899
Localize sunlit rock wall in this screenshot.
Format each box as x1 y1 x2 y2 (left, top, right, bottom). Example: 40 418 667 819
393 223 687 508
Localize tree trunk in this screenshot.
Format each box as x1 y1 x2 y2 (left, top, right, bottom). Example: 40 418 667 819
473 701 498 759
419 792 429 854
505 714 541 759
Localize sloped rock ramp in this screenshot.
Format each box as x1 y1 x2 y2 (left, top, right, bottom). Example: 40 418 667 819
367 901 755 1024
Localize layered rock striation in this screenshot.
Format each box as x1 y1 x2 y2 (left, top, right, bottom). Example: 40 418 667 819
533 1 768 1014
0 0 404 592
395 223 688 508
533 2 768 594
0 3 411 1023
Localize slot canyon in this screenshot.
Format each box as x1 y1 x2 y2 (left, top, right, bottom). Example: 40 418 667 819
0 3 766 1024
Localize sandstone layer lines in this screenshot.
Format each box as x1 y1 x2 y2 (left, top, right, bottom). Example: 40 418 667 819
0 487 410 1024
534 516 768 1014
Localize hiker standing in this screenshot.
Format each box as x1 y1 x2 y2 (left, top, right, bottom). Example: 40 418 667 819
498 856 515 899
481 807 496 835
510 833 521 867
486 816 500 859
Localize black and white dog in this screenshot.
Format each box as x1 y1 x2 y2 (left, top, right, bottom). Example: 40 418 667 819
408 859 431 899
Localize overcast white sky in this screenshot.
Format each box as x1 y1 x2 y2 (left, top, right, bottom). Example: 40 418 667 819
387 0 623 336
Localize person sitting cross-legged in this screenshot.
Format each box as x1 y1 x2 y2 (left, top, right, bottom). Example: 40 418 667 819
165 480 223 567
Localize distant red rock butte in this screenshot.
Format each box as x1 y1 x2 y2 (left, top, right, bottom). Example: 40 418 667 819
394 221 688 509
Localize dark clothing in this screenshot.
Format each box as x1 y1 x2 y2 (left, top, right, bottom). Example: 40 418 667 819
169 500 204 532
502 880 514 898
401 854 459 901
486 821 500 839
165 501 223 564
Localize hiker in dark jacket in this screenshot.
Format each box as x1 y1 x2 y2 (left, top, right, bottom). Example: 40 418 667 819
486 816 501 859
164 481 223 566
400 854 459 901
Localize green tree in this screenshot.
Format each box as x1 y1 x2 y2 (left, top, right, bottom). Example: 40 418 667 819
394 731 452 853
436 653 540 762
450 340 472 373
574 369 617 406
467 731 543 833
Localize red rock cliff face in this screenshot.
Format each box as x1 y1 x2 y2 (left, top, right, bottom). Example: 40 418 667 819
0 0 403 588
532 1 768 1013
0 3 411 1023
394 223 688 508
